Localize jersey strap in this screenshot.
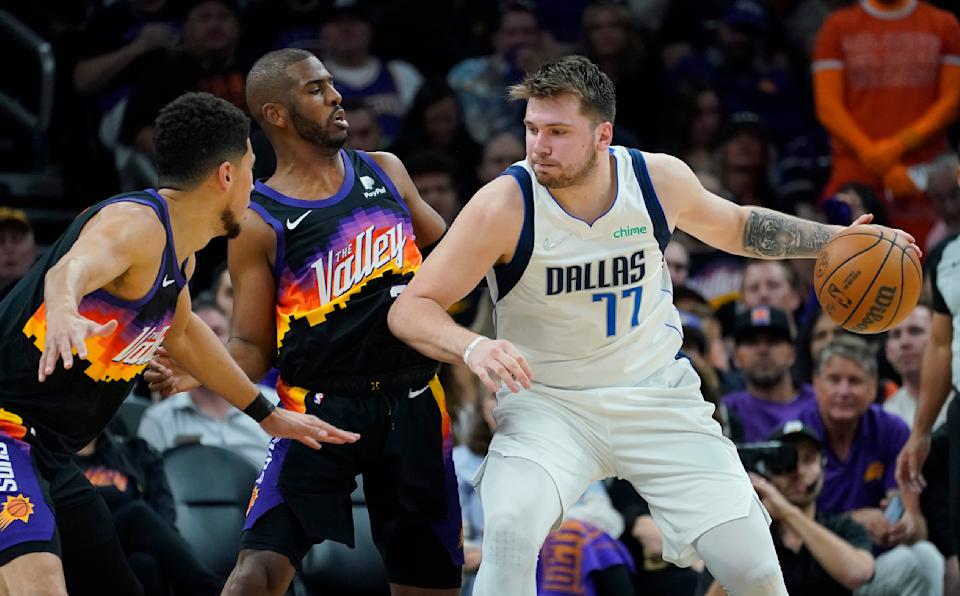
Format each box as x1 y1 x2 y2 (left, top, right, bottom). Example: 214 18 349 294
627 148 670 253
492 165 535 301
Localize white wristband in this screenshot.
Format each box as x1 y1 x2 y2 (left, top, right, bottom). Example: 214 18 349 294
462 336 489 366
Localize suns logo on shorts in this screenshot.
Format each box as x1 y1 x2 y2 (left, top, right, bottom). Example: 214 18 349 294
0 495 33 530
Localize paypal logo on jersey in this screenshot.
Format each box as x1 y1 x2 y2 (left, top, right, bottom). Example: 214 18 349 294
360 175 386 199
546 250 646 295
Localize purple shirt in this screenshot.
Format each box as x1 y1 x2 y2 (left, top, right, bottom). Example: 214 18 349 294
798 403 910 514
722 384 817 442
536 519 634 596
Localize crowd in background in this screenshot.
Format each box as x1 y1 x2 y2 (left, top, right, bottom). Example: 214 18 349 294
3 0 960 594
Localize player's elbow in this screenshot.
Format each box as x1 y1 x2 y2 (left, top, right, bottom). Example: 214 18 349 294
387 295 412 342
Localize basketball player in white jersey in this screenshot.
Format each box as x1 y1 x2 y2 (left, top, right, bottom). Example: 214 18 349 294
388 56 918 596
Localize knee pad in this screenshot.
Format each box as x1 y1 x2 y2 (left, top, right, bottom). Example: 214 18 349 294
740 558 787 596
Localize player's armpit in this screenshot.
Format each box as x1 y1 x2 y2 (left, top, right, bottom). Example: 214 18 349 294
369 151 446 248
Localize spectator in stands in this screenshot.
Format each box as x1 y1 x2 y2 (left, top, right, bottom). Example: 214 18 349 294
798 336 945 594
740 259 804 327
138 300 271 467
73 0 180 111
390 78 482 197
75 431 223 595
724 306 815 442
813 0 960 245
476 132 526 186
717 112 777 209
240 0 327 59
453 389 497 596
0 207 37 292
664 242 690 287
342 98 384 152
319 0 423 145
885 303 953 429
708 420 876 595
406 150 462 225
579 1 659 145
121 0 247 156
537 484 636 596
660 81 723 172
925 156 960 248
448 1 546 144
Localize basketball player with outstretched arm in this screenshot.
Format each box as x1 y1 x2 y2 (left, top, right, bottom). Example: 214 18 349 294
0 93 355 596
148 50 462 596
388 56 920 596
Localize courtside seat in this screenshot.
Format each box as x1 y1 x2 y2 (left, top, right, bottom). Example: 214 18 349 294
162 444 259 579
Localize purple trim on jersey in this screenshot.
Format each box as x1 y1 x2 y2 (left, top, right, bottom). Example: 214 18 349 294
248 201 286 282
83 194 173 309
798 403 910 514
722 385 817 442
356 151 409 215
253 150 355 208
145 189 187 288
545 147 618 228
0 436 56 551
88 250 168 309
244 437 291 531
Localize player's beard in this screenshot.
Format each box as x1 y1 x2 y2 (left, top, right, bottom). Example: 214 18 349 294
221 206 241 239
290 105 347 153
533 148 597 189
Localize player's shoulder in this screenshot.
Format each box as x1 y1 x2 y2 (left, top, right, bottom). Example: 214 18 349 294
364 150 409 181
88 200 167 245
636 151 699 197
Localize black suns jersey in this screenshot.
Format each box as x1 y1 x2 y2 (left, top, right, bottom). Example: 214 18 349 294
249 149 437 410
0 191 185 453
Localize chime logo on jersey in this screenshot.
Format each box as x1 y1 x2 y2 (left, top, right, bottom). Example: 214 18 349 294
0 443 17 493
311 222 406 305
112 325 170 365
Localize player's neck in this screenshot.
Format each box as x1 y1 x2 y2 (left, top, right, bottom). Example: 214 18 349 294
158 187 225 258
548 153 616 225
864 0 912 13
268 146 347 200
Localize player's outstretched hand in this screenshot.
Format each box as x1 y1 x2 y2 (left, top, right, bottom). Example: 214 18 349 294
38 308 118 382
896 432 931 494
842 214 922 259
465 338 533 393
260 408 360 450
145 347 200 396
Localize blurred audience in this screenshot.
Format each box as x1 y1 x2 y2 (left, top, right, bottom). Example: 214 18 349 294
342 98 384 152
0 208 38 294
476 131 526 186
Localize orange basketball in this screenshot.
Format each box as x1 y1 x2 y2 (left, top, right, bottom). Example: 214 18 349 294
5 499 29 518
813 225 922 334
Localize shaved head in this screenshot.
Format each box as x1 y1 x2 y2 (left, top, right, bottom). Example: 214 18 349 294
245 48 316 125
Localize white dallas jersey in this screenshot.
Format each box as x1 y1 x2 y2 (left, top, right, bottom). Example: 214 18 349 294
486 146 683 390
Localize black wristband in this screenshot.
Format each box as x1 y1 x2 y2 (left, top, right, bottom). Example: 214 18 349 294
243 392 276 423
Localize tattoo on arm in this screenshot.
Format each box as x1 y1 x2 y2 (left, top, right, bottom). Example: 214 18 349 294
742 208 833 258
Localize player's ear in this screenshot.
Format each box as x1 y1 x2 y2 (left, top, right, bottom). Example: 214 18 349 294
262 102 286 128
596 121 613 150
216 160 233 191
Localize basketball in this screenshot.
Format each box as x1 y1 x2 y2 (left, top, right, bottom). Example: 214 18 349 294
813 225 922 334
5 499 28 518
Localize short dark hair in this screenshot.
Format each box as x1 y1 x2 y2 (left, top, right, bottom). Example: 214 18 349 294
507 55 616 124
154 92 249 189
246 48 317 125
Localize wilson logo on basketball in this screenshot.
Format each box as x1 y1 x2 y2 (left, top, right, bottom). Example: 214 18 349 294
853 286 897 332
0 495 33 530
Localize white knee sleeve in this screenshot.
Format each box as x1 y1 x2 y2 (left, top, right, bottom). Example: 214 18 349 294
472 452 563 596
695 499 788 596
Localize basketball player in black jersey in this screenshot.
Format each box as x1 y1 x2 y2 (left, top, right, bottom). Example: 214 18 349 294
0 92 357 596
148 49 463 595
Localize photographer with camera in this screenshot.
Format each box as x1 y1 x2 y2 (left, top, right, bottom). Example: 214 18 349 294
713 420 875 595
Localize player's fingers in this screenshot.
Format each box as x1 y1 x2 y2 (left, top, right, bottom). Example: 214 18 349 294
502 345 533 386
851 213 873 226
501 355 531 389
319 422 359 443
490 361 520 393
299 435 323 450
38 344 54 381
477 367 500 393
90 319 118 338
58 335 75 371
